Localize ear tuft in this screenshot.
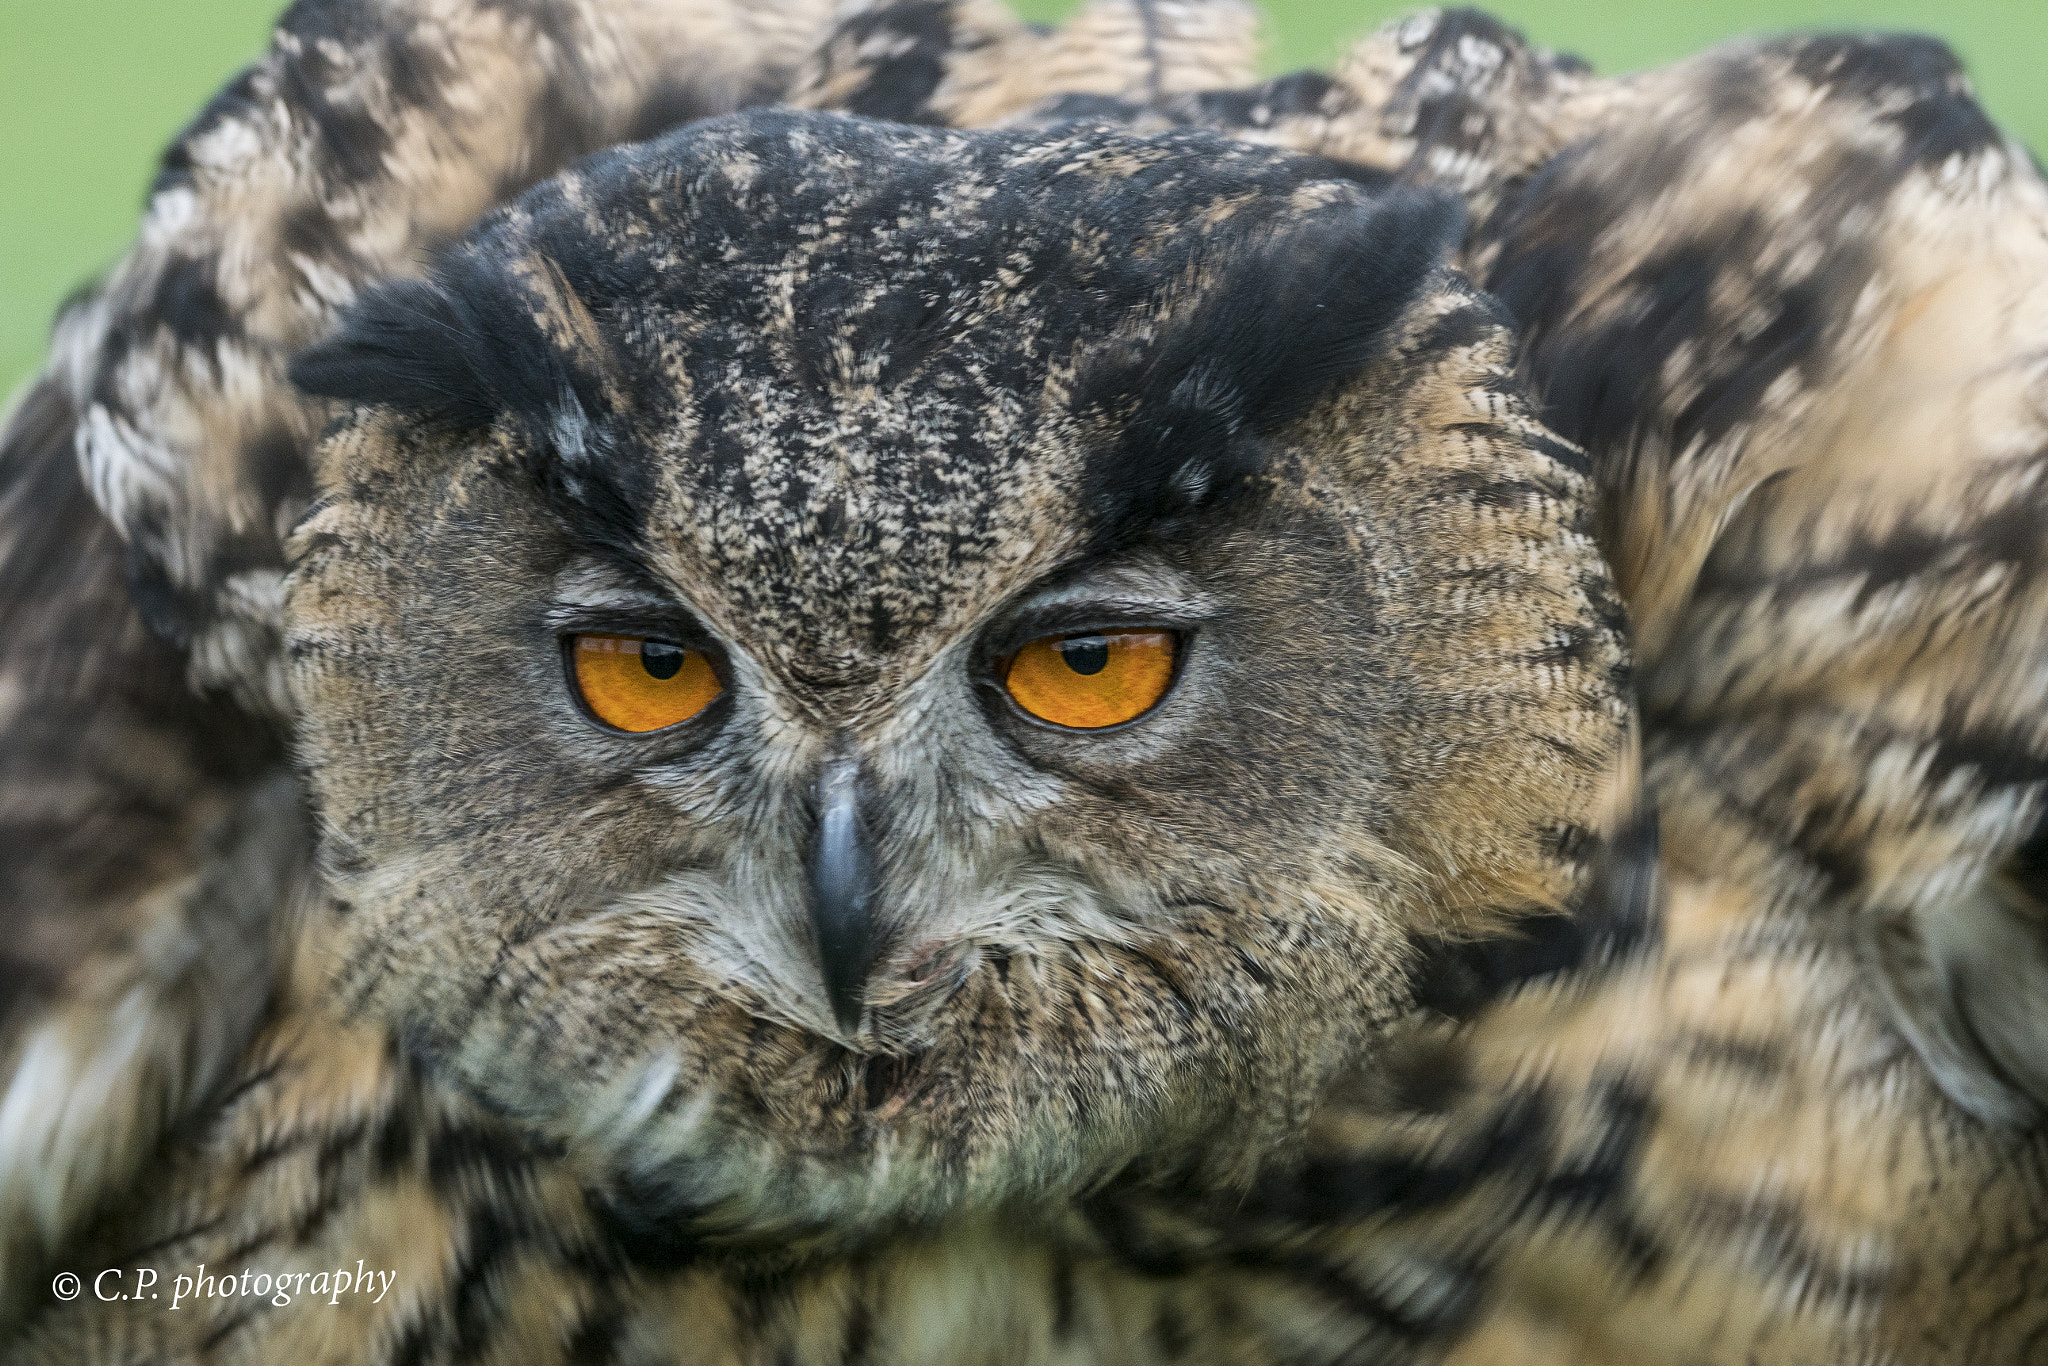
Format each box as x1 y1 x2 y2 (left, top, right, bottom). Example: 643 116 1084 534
289 274 499 431
1078 184 1465 543
1225 186 1468 433
289 246 613 441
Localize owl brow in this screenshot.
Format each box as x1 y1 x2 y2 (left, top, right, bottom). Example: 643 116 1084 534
529 506 673 605
995 596 1212 645
543 600 718 644
978 553 1216 657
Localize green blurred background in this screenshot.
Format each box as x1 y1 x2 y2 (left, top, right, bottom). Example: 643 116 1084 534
3 0 2043 395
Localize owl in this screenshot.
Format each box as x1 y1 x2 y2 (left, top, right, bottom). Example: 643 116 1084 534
2 3 2046 1364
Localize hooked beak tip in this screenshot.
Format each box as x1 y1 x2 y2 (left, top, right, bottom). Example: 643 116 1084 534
809 752 879 1036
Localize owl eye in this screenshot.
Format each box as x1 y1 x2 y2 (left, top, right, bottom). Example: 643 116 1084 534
1003 631 1179 730
569 633 722 733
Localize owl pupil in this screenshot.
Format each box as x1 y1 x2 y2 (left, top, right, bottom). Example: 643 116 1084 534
639 641 686 680
1058 637 1110 676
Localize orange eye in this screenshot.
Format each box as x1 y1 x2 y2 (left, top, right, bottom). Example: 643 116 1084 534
570 634 722 733
1003 631 1179 730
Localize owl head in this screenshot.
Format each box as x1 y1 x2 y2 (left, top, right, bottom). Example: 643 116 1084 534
285 110 1630 1239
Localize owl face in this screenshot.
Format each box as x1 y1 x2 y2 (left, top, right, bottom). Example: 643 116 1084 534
286 111 1628 1235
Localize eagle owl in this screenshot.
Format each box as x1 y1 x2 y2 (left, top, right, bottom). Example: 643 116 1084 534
3 3 2047 1364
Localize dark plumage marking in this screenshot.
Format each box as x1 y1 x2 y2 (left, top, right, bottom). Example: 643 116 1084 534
217 1223 282 1276
1256 1093 1545 1222
1969 477 2048 568
149 255 238 353
1410 912 1591 1016
501 78 609 205
424 1121 541 1193
2003 811 2048 904
288 1180 352 1251
265 0 467 187
1264 1080 1660 1315
198 1305 265 1354
1412 805 1659 1017
1131 0 1167 104
1709 765 1871 899
824 0 957 124
201 1055 293 1119
1578 567 1633 655
314 1118 372 1192
1148 1301 1193 1360
1794 823 1875 909
1229 946 1274 990
236 1123 326 1178
291 255 593 436
152 65 264 196
839 1294 875 1365
375 19 458 113
1699 475 2048 612
1536 736 1598 772
1494 215 1838 466
244 426 315 519
732 1262 805 1340
1577 789 1662 886
0 952 57 1029
1406 297 1512 360
1048 1256 1077 1341
1224 1245 1464 1343
117 518 197 651
1379 8 1556 163
112 1215 229 1269
447 1204 533 1361
1682 1190 1892 1313
564 1300 629 1366
1537 1078 1665 1279
129 518 290 654
1675 1029 1790 1081
275 37 397 186
1433 461 1552 510
792 270 955 393
1661 253 1828 449
1788 33 2001 168
1696 518 1957 603
382 1313 439 1366
274 0 399 51
1385 1031 1473 1114
1179 70 1341 130
623 80 738 144
1079 1191 1199 1278
1918 709 2048 793
1127 946 1202 1022
279 197 363 274
584 1181 711 1272
1519 427 1592 476
1652 701 2048 898
1025 93 1165 127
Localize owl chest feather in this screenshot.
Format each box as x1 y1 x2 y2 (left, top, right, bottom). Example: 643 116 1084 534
14 1016 1400 1366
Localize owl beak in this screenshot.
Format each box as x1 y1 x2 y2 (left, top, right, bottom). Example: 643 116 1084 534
807 752 880 1034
